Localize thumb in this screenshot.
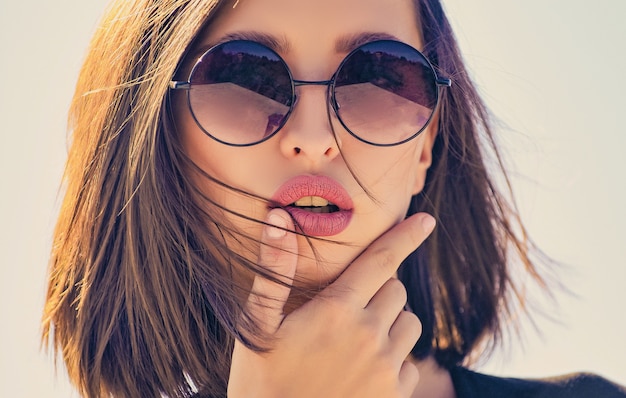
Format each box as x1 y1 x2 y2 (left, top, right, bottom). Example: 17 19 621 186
246 208 298 335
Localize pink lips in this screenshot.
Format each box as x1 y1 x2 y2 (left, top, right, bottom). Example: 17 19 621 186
271 175 353 237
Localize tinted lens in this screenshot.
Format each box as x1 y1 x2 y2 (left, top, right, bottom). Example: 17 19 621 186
188 41 294 145
334 40 438 146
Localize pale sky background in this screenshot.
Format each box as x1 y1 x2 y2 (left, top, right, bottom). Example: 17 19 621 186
1 1 624 396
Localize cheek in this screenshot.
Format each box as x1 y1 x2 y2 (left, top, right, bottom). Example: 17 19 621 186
176 96 246 188
174 94 269 227
174 91 231 177
349 141 425 194
338 152 420 240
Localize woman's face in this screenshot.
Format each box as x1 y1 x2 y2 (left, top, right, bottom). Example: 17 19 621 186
175 0 436 292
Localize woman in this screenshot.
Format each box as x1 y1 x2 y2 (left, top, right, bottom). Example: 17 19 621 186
42 0 626 397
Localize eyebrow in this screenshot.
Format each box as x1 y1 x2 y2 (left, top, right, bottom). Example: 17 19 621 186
335 32 401 53
189 31 290 60
194 30 402 59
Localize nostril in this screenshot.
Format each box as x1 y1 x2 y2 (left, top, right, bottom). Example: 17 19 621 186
294 147 301 154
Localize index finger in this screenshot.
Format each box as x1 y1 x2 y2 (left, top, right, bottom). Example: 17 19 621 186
325 213 436 307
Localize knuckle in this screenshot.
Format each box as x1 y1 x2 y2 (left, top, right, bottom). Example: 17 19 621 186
387 278 408 303
358 318 383 344
377 362 398 383
372 355 404 393
259 242 282 267
315 297 354 327
408 216 427 243
400 310 422 337
371 247 397 273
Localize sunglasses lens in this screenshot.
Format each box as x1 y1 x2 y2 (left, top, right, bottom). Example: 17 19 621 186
334 41 438 145
188 41 293 145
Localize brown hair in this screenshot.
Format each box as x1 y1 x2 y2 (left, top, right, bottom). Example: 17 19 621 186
42 0 546 396
400 0 545 366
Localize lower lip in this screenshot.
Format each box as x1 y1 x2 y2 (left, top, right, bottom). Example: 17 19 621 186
285 207 352 237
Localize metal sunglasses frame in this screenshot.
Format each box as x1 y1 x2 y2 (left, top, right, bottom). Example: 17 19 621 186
170 39 452 147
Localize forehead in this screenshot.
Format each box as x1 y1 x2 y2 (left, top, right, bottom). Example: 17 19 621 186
196 0 423 57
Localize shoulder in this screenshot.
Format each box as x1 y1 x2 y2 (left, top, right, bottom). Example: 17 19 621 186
450 366 626 398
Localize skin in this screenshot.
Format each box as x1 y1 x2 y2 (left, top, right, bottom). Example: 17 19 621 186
176 0 435 292
174 0 456 396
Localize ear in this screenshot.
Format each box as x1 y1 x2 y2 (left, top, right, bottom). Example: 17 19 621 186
411 111 439 195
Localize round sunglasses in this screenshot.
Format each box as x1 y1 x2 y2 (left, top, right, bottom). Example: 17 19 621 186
170 39 451 147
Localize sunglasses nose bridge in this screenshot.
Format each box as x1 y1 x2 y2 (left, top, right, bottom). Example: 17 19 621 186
279 80 340 161
293 79 333 87
292 78 336 115
290 79 334 120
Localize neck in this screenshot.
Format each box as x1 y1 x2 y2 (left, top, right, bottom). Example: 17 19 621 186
409 356 456 398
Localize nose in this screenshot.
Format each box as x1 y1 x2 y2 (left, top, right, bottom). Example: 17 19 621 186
278 84 340 167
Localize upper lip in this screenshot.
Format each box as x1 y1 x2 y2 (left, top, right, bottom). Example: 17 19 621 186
270 175 353 211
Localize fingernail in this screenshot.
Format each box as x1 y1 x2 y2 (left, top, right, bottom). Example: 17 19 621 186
267 212 287 239
421 214 436 233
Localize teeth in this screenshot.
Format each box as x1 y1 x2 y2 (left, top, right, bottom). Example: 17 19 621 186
294 196 331 207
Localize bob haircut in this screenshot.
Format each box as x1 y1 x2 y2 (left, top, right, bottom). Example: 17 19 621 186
42 0 545 396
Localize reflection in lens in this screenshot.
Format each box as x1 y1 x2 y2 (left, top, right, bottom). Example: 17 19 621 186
335 84 431 143
190 84 290 144
334 41 437 145
188 41 293 145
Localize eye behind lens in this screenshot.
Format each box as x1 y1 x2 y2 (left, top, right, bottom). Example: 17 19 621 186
332 40 439 146
187 40 295 146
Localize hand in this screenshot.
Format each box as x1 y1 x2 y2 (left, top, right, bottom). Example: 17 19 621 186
228 208 436 398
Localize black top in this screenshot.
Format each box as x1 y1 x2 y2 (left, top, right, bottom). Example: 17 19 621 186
450 367 626 398
191 367 626 397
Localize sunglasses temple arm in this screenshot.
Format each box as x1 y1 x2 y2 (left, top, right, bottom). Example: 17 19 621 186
169 81 191 90
436 77 452 87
